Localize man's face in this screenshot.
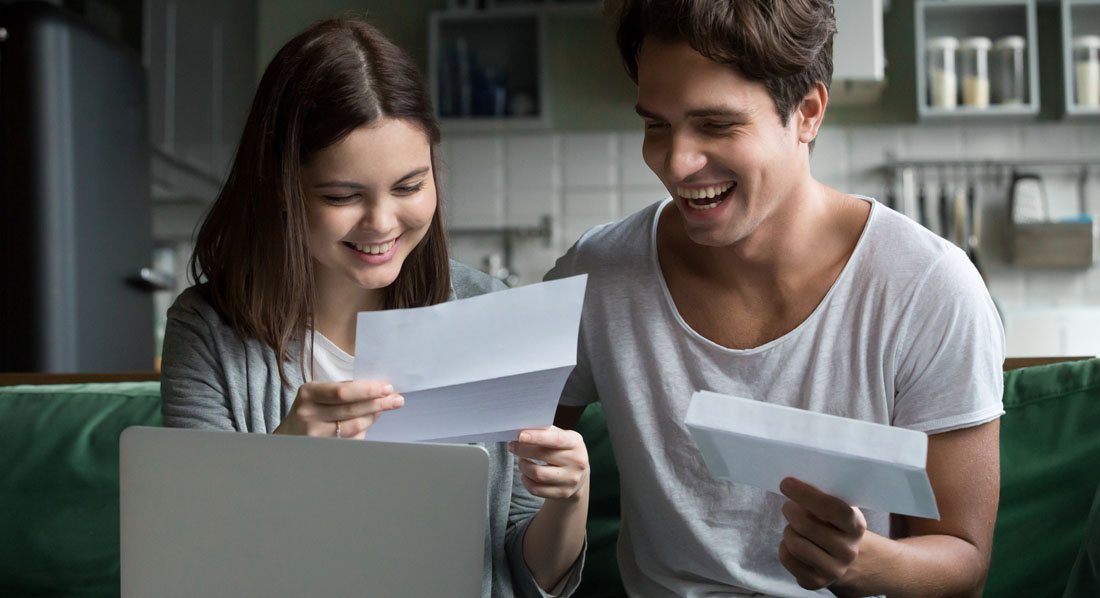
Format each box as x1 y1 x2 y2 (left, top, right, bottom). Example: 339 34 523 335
636 39 805 248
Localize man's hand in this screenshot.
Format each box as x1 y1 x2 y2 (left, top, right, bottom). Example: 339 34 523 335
778 477 867 590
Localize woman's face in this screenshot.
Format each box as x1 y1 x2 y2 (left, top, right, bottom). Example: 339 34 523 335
301 118 437 301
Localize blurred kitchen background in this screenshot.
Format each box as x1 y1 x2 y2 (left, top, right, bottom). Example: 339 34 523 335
2 0 1100 373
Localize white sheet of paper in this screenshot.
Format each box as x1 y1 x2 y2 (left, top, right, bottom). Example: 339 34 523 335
352 275 587 443
685 390 940 520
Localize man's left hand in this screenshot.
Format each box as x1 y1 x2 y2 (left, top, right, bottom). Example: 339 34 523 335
777 477 867 590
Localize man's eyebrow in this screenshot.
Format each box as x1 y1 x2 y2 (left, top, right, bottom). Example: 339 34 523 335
635 104 663 120
635 104 752 121
685 106 753 121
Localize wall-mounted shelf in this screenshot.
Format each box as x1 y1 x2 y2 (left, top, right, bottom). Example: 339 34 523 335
1062 0 1100 117
915 0 1040 120
428 8 550 130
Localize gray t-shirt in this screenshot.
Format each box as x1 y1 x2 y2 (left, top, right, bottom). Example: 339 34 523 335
546 197 1005 598
161 260 581 598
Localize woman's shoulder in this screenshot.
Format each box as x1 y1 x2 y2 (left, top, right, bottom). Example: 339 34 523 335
448 260 506 300
168 285 223 324
166 285 240 342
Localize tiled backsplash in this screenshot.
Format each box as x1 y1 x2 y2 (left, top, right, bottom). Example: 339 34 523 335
154 122 1100 356
438 123 1100 356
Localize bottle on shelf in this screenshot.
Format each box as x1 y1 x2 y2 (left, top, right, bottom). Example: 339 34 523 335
1073 35 1100 108
960 37 992 108
991 35 1027 106
927 36 959 109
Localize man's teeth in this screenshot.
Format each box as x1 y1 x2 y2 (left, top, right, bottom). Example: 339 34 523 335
350 239 396 255
688 198 723 210
677 182 734 210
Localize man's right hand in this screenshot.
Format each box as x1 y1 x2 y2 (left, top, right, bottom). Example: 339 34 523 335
274 380 403 439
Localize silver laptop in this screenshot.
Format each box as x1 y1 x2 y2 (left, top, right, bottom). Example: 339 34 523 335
120 426 489 597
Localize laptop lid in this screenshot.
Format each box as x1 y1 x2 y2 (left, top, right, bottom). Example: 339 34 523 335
120 426 489 597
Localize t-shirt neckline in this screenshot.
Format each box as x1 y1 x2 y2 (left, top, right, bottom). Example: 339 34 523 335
310 330 354 364
648 194 879 355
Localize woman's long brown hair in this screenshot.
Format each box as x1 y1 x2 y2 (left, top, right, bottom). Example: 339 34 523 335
190 18 450 387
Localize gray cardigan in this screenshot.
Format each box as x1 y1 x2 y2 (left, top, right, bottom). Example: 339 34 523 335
160 260 582 598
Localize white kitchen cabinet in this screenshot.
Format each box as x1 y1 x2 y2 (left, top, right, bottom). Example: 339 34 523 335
834 0 886 81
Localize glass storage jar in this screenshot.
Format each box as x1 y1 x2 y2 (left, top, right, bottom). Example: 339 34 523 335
926 36 959 109
991 36 1026 105
1074 35 1100 108
960 37 992 108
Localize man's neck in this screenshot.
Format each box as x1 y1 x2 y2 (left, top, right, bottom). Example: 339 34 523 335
666 179 844 292
655 178 871 350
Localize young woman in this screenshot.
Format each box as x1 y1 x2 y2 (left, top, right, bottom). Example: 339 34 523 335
160 18 586 597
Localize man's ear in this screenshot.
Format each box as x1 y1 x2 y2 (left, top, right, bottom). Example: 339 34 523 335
795 82 829 145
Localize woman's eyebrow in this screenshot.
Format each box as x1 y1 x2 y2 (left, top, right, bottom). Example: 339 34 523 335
312 167 430 189
395 167 430 183
313 180 365 189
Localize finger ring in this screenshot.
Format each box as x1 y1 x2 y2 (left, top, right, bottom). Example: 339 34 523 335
334 420 341 438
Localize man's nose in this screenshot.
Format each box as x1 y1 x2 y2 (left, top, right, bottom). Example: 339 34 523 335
665 132 707 182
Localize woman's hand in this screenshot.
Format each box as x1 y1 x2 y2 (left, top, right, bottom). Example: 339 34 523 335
274 380 403 439
508 426 590 502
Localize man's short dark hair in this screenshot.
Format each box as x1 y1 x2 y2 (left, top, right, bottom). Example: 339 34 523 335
616 0 837 126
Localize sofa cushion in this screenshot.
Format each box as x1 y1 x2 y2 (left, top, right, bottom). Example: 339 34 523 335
979 358 1100 597
572 402 626 597
0 382 161 596
1063 477 1100 598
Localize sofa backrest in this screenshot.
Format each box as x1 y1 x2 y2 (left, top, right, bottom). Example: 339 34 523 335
0 382 161 596
985 358 1100 597
3 359 1098 597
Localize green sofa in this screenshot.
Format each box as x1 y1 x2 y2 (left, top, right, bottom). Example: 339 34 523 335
2 360 1098 597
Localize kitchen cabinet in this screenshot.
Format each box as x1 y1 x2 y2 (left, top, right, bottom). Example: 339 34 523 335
144 0 256 202
428 1 602 131
833 0 886 81
915 0 1040 119
1062 0 1100 117
429 8 549 131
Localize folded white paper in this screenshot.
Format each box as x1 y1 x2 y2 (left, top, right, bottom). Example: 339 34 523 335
685 390 939 519
352 275 587 443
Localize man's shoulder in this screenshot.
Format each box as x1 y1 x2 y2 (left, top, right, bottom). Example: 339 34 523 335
849 200 990 311
859 200 963 275
548 198 666 279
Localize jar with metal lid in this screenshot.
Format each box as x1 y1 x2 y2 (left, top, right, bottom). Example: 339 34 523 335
926 36 959 109
960 37 992 108
991 36 1027 105
1074 35 1100 108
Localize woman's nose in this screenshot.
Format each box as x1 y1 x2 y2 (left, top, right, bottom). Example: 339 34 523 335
358 200 398 234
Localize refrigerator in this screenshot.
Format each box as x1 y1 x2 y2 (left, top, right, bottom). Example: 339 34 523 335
0 1 154 372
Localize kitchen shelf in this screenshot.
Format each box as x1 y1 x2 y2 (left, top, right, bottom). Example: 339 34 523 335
1062 0 1100 117
915 0 1040 119
428 8 550 129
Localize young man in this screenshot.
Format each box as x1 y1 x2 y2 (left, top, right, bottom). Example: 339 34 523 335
548 1 1005 596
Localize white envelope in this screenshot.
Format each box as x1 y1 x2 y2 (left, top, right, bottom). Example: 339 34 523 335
352 275 587 443
685 390 940 520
